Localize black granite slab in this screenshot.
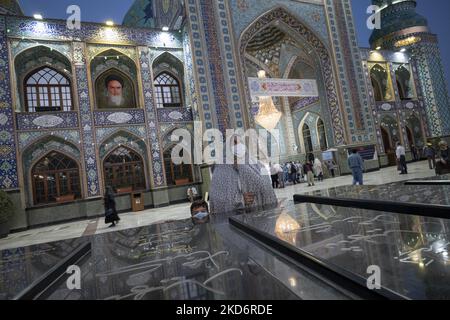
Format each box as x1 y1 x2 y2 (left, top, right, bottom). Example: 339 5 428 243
307 183 450 207
231 201 450 300
0 213 357 300
0 238 87 299
43 221 302 300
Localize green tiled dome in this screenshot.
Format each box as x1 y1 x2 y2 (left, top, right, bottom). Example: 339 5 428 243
0 0 23 15
369 0 428 46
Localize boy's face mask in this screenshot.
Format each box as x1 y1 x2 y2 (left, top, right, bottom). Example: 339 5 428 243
193 211 209 220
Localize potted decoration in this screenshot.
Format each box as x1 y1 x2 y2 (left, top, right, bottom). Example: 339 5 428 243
0 190 14 239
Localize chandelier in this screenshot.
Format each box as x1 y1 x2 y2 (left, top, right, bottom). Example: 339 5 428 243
254 70 282 131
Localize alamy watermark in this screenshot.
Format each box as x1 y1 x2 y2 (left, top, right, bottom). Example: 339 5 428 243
367 5 382 30
169 122 281 169
367 265 381 290
66 265 81 290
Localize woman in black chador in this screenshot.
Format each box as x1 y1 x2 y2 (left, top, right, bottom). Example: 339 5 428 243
104 186 120 227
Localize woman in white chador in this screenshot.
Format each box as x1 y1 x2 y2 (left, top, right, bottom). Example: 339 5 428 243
209 135 277 215
313 158 324 182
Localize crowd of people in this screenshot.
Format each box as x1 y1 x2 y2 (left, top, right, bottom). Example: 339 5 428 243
269 155 337 189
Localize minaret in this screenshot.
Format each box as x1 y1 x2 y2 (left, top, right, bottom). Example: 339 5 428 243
370 0 450 137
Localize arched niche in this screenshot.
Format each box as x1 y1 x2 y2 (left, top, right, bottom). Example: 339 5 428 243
103 146 146 192
405 113 424 149
152 52 184 80
288 58 318 108
91 49 139 109
369 63 394 102
239 7 345 146
152 52 185 108
316 117 328 151
163 143 194 186
394 63 416 101
380 115 400 153
31 151 82 205
298 112 321 154
99 130 149 191
22 136 82 207
14 46 73 112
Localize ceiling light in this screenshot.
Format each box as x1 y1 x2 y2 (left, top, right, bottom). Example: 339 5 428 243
33 14 43 20
162 26 169 32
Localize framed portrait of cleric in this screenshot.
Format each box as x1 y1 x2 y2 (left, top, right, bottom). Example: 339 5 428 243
95 70 137 109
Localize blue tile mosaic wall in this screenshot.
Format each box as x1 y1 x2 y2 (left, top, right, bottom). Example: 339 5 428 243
182 27 201 122
96 126 147 145
199 0 230 134
18 130 80 152
73 42 101 197
5 16 182 48
216 0 244 129
325 0 374 143
0 16 18 189
185 0 216 131
413 41 450 136
139 47 166 187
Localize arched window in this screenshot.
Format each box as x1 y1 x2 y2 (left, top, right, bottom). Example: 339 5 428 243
317 119 328 151
32 152 81 205
369 63 394 102
154 72 182 108
104 147 146 191
395 64 416 100
25 67 73 112
163 146 193 186
371 76 383 102
302 123 313 153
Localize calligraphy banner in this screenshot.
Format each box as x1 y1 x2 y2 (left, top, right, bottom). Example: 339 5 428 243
248 78 319 98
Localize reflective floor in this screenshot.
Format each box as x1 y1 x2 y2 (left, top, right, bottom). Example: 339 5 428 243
232 200 450 299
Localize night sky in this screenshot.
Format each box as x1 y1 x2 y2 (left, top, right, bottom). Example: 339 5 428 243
18 0 450 93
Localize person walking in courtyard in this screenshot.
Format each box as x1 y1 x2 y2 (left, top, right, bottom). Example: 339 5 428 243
314 158 324 182
326 160 337 178
424 143 436 170
396 142 408 174
289 161 297 185
411 145 419 161
277 163 285 188
187 186 198 203
436 141 450 175
438 141 449 164
104 186 120 228
348 149 364 185
270 163 280 189
303 160 315 187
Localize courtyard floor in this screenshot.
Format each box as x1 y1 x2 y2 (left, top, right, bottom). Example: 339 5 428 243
0 160 438 250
